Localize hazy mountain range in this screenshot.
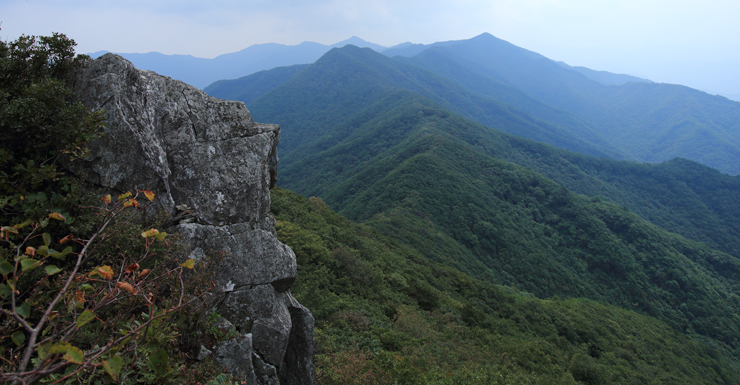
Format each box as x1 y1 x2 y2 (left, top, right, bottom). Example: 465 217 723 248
91 36 387 89
91 34 650 91
204 33 740 176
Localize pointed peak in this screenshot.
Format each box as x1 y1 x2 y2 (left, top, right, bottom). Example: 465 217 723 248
470 32 503 42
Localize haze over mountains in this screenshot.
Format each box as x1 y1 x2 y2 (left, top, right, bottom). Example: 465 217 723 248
202 33 740 176
90 36 387 89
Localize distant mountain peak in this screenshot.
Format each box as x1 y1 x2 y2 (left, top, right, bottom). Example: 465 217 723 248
330 36 386 52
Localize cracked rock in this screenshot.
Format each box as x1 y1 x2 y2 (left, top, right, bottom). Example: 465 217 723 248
68 54 314 384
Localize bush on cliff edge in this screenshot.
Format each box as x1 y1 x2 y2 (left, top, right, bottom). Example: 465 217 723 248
0 33 225 384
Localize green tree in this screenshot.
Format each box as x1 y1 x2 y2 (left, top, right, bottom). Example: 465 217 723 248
0 32 105 223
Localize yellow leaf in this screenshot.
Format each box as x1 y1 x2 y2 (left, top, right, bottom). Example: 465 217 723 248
141 229 159 238
102 194 111 204
2 226 19 235
117 191 132 202
115 281 136 294
90 265 114 280
48 212 66 221
143 190 155 202
181 259 195 269
48 342 84 364
63 346 84 364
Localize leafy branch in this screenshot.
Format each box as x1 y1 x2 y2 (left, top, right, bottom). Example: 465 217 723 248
0 189 206 384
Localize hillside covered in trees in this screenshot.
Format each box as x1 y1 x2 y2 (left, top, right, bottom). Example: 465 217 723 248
205 34 740 382
272 187 739 384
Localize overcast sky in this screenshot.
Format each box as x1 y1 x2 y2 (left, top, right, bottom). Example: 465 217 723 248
3 0 739 99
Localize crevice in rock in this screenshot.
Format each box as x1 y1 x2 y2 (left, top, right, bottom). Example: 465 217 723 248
278 294 315 385
180 88 204 141
212 334 257 384
253 351 279 385
270 278 295 293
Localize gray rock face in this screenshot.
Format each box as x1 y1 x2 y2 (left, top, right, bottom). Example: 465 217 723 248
70 54 314 384
280 295 316 385
70 53 278 227
213 334 257 383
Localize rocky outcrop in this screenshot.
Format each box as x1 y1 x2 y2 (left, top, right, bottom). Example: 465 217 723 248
68 53 314 384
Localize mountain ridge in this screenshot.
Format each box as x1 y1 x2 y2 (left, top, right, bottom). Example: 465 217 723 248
238 45 623 160
204 33 740 174
411 33 740 174
90 36 385 88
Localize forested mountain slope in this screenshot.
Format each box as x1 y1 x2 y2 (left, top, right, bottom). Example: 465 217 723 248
209 45 622 159
393 47 619 155
394 33 740 175
272 187 740 384
268 93 740 357
555 62 652 86
206 45 740 263
205 64 310 105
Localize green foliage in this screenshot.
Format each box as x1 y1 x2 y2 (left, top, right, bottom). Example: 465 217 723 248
0 192 214 384
272 187 740 384
318 122 740 355
0 33 105 231
0 33 221 384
